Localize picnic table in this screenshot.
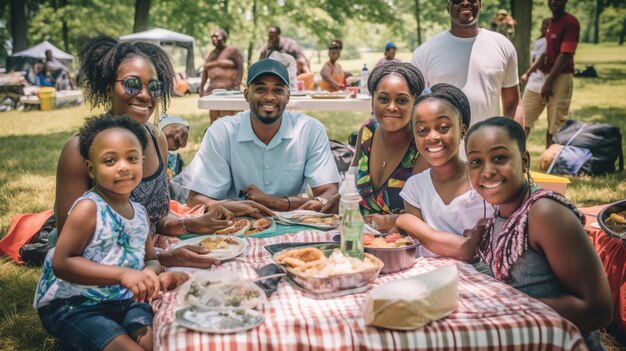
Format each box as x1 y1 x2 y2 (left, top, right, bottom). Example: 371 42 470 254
152 230 585 350
198 94 372 112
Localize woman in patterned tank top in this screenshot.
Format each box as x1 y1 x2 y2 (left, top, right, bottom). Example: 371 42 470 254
351 62 430 231
53 35 237 269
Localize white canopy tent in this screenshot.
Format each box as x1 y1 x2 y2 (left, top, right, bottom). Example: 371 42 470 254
120 28 196 77
6 40 74 72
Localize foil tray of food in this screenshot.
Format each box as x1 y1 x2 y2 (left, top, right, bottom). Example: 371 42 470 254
273 246 383 295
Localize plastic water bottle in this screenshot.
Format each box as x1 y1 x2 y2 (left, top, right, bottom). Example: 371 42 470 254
360 64 369 96
339 174 364 259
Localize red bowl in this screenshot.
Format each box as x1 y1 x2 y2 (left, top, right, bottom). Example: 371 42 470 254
364 240 419 274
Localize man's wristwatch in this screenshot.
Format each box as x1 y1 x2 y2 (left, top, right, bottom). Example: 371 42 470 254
314 196 328 207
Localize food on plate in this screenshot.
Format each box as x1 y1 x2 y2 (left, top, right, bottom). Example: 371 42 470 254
274 247 384 293
363 265 458 330
276 248 378 275
244 217 273 235
275 247 325 267
178 307 264 332
199 236 240 250
364 233 414 248
215 218 251 235
181 271 267 309
606 211 626 233
297 214 340 227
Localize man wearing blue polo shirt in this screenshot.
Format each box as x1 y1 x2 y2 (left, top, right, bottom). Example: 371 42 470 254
187 59 340 214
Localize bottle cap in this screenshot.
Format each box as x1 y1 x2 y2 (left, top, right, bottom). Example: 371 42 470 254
341 174 362 203
362 63 368 71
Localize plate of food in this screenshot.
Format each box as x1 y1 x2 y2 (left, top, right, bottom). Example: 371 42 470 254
175 307 265 334
179 271 267 309
172 235 247 261
598 200 626 239
273 246 383 294
275 210 340 230
310 92 350 99
242 217 276 237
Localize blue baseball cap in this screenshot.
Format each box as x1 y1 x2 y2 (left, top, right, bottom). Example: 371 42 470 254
246 59 290 86
385 42 397 50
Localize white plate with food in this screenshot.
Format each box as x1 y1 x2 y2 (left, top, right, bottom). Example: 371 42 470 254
310 92 349 99
275 210 340 230
179 271 267 309
173 235 247 261
175 307 265 333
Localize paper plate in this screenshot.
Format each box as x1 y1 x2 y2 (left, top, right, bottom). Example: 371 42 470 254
241 217 277 237
275 210 339 230
176 307 264 333
172 235 247 261
310 93 349 99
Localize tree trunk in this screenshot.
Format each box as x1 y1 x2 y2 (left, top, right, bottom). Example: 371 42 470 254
619 18 626 45
9 0 29 52
511 0 532 78
594 0 603 44
246 0 258 70
223 0 231 35
134 0 151 33
415 0 422 46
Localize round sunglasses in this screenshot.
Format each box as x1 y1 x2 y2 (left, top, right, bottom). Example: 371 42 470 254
115 76 164 98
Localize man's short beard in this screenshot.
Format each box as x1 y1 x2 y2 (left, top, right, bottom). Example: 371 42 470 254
255 113 282 125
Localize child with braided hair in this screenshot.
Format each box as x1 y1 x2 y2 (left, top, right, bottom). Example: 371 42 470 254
464 116 612 350
396 83 493 259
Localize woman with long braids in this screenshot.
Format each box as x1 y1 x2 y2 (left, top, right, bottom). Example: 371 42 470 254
52 35 257 268
351 62 430 231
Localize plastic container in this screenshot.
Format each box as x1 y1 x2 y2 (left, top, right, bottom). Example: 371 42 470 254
340 174 364 259
530 171 570 195
37 87 56 111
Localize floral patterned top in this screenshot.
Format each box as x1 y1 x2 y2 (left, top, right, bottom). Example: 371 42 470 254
357 119 419 215
35 191 149 308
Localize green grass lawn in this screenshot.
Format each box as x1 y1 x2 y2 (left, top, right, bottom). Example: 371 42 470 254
0 43 625 350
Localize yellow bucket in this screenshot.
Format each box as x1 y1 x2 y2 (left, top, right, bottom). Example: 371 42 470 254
530 171 571 195
37 87 56 111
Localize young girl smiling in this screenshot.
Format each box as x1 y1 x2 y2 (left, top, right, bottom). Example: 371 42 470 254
36 116 193 351
396 84 492 259
465 116 612 350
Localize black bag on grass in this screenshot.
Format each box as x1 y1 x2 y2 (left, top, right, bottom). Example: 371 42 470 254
329 140 355 178
552 120 623 175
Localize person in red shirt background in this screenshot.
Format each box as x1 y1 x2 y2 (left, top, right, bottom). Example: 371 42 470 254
539 0 580 147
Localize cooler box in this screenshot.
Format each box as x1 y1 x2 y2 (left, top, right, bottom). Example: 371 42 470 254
531 171 570 195
37 87 56 111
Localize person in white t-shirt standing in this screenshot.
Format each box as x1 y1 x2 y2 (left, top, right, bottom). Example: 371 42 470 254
410 0 522 127
520 18 551 138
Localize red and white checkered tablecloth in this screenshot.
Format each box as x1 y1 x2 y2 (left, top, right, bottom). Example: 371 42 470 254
152 230 586 351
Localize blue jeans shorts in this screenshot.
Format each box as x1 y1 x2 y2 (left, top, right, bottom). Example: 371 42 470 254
38 296 153 351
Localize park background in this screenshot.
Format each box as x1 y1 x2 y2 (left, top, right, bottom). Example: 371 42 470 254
1 0 626 350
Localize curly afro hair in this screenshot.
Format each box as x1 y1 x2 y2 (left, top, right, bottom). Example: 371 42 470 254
415 83 471 130
78 35 175 113
367 62 425 99
79 114 148 160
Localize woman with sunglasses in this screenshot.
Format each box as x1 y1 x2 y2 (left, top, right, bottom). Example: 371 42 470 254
51 35 254 268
